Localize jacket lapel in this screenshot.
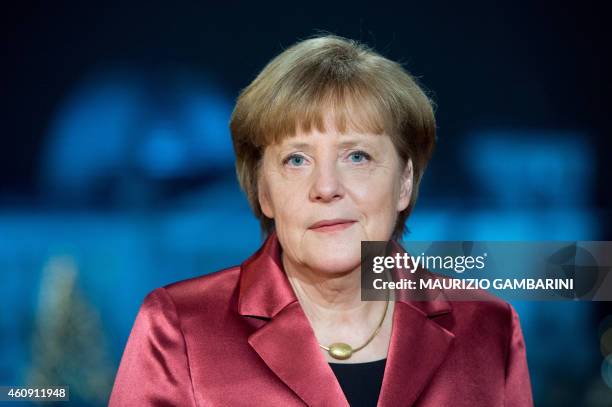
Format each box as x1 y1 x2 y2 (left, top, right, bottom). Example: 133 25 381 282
248 302 348 406
377 301 455 407
238 233 348 406
377 241 456 406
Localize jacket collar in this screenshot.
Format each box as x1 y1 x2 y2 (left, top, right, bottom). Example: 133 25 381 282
238 232 455 407
237 232 297 318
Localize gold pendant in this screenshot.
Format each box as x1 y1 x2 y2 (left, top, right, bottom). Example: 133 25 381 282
328 343 353 360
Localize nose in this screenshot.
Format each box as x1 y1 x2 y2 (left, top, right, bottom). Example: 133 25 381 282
308 161 344 202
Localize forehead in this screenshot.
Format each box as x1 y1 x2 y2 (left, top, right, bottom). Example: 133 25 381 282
272 111 389 148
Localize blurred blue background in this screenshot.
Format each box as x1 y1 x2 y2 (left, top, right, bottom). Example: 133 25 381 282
1 1 610 406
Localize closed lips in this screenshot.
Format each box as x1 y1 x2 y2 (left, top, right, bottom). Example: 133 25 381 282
309 219 356 229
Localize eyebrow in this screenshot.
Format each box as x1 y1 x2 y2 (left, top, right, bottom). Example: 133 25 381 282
282 141 311 150
337 139 373 149
281 137 377 150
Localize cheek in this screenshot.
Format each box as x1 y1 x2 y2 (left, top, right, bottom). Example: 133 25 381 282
267 177 309 225
345 171 401 239
270 190 312 264
348 171 399 215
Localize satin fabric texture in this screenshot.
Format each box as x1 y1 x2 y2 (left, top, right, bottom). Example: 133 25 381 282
110 233 534 406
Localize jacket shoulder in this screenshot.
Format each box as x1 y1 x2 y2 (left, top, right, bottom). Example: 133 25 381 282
160 266 242 313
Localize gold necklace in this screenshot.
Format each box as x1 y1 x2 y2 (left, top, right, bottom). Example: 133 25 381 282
319 289 390 360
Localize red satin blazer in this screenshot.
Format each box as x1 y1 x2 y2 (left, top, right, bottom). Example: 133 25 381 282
110 233 533 406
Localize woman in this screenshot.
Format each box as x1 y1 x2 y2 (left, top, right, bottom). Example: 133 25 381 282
110 35 533 406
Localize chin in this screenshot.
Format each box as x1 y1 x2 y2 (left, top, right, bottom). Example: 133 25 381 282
308 254 361 276
302 234 362 275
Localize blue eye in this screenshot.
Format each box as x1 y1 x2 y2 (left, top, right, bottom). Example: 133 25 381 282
349 151 370 163
286 154 305 166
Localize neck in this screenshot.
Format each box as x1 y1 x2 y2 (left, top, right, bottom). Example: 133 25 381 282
282 253 375 324
281 252 394 363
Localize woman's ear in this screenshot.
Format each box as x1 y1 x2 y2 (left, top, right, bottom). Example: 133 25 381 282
258 175 275 219
397 159 413 212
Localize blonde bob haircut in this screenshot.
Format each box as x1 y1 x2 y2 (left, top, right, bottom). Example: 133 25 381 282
229 35 436 239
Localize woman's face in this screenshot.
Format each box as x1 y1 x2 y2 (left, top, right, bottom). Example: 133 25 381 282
258 123 413 276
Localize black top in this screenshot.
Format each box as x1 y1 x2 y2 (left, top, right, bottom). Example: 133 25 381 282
329 359 387 407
